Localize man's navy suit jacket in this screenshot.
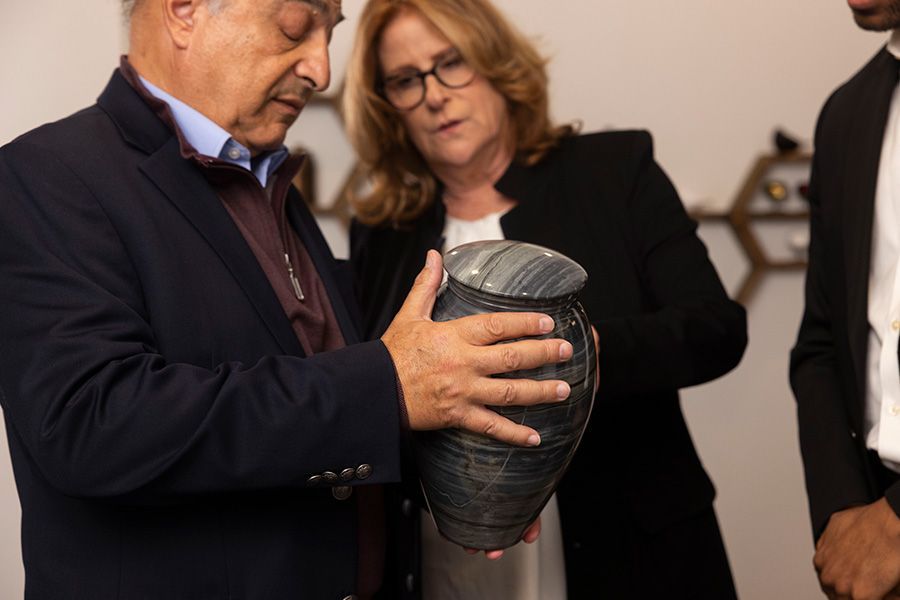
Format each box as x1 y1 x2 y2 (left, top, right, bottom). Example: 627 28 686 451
0 69 401 600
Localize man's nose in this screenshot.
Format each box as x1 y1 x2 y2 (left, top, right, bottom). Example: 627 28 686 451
293 32 331 92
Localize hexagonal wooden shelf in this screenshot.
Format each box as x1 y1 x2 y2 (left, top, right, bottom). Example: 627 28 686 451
693 151 811 304
290 90 363 228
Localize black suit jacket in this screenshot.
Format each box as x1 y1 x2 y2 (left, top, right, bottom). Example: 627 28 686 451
791 48 900 539
0 69 402 599
352 131 747 595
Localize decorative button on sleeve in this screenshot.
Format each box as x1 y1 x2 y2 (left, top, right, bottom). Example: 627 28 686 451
332 486 353 501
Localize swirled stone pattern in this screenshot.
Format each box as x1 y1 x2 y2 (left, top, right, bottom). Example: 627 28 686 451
418 240 596 550
443 239 588 301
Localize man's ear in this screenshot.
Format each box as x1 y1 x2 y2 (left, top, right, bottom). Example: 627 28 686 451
161 0 200 49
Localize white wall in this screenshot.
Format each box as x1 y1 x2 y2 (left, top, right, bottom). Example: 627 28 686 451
0 0 887 598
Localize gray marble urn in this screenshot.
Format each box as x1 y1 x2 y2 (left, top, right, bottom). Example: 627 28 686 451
418 240 597 550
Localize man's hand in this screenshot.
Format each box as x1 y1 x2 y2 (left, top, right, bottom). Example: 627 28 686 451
382 250 572 447
815 498 900 599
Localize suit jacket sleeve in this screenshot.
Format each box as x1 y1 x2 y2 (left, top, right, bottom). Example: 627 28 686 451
0 139 402 504
789 94 873 538
594 132 747 397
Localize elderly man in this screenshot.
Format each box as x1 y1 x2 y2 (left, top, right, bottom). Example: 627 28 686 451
0 1 572 598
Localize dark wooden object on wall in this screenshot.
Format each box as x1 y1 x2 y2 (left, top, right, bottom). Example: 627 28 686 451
290 91 364 229
692 151 811 305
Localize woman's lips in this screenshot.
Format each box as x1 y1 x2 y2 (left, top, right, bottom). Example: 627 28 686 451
437 119 463 133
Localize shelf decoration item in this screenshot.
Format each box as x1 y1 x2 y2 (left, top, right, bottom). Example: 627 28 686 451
763 180 789 203
417 240 597 550
775 129 801 153
690 128 812 304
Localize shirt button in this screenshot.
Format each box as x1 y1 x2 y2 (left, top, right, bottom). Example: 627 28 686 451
891 405 900 417
892 320 900 331
227 147 241 160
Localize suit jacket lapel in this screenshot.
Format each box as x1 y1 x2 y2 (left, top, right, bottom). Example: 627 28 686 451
97 70 304 357
846 50 898 402
140 140 306 356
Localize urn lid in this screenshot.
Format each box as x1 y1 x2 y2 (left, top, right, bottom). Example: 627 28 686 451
443 240 588 301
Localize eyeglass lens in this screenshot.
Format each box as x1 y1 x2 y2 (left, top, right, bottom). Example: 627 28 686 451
383 53 476 110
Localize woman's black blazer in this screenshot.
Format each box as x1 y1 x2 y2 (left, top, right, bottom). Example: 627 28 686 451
352 130 747 597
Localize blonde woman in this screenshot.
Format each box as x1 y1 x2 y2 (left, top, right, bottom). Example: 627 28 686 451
345 1 747 598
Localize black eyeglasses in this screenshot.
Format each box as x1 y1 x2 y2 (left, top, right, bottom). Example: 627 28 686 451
380 52 477 111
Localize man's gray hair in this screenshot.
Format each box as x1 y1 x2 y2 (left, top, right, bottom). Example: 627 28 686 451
123 0 227 19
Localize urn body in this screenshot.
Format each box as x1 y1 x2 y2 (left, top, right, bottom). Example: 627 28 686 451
417 240 596 550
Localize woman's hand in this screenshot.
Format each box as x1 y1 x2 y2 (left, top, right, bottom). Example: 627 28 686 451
463 517 542 560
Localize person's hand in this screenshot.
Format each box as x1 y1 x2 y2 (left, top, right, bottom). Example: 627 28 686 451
814 498 900 599
463 517 542 560
382 250 572 447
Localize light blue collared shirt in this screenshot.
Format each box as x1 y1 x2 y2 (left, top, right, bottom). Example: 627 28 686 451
139 76 288 188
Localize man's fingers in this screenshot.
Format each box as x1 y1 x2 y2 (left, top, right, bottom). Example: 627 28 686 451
813 548 824 573
460 407 543 447
477 377 570 408
474 339 573 375
455 311 555 345
395 250 443 321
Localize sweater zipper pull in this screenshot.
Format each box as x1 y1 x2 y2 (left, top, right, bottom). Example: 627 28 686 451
284 253 305 301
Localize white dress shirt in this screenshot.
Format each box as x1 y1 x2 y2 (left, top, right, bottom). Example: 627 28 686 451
864 31 900 471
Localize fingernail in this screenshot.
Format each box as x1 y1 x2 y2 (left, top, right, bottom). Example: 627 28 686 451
557 382 570 400
527 434 541 446
425 251 437 270
559 342 573 360
539 316 554 333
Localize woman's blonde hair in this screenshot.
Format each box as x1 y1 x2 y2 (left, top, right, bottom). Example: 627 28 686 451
343 0 574 227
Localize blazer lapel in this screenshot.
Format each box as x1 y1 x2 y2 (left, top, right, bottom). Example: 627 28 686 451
140 139 306 357
845 49 899 403
97 68 304 357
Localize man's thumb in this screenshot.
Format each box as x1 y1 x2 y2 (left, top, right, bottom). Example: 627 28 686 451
398 250 443 320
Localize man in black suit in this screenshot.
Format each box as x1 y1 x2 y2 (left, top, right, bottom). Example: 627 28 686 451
792 1 900 598
0 0 572 597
